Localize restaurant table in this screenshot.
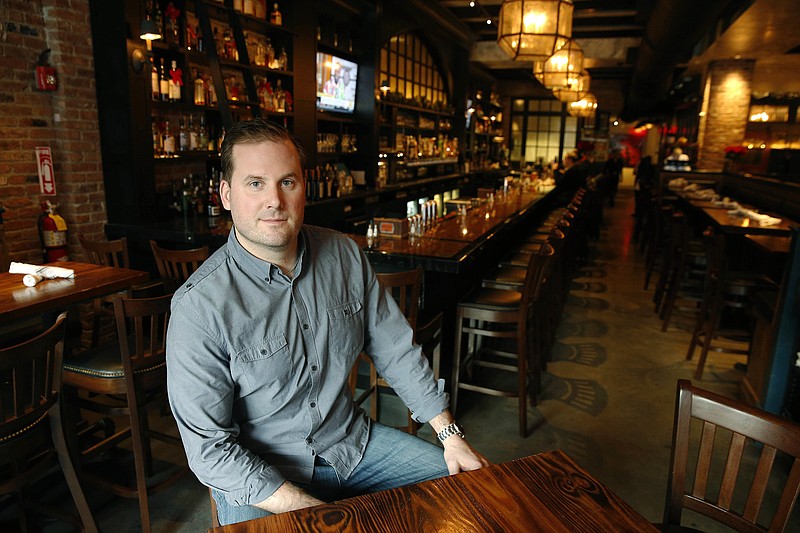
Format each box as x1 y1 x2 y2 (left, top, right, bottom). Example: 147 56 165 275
0 260 150 322
209 449 658 533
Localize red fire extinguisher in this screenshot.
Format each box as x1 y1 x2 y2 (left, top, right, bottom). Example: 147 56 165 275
38 200 69 262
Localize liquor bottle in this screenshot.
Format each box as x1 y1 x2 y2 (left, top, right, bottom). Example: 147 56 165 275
193 68 206 106
278 47 288 70
152 116 163 156
178 115 189 151
180 175 192 215
243 0 255 17
265 38 275 69
207 179 222 217
165 3 180 45
159 58 170 102
188 115 198 150
273 79 285 112
270 3 282 25
196 25 204 53
198 115 209 151
163 120 175 156
151 56 160 101
233 0 244 13
169 60 182 102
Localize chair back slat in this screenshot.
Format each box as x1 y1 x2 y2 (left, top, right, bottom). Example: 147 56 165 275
149 240 209 292
376 267 423 332
113 294 171 381
80 236 130 268
0 313 66 444
665 379 800 532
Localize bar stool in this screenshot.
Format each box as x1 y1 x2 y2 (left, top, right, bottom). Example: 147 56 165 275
62 293 188 533
350 267 442 435
451 242 554 437
653 212 707 331
686 228 775 380
0 312 98 533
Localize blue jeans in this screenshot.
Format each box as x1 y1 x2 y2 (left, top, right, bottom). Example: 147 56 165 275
214 422 448 526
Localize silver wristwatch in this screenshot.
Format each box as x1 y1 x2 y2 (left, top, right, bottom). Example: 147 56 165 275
436 421 465 442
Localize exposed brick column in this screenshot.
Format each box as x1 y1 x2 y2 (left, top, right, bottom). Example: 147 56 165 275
42 0 105 255
0 0 104 264
696 59 755 172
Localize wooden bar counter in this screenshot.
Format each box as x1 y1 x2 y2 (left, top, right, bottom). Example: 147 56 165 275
209 450 657 533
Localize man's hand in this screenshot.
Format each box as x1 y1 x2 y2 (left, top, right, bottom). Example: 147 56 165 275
253 481 325 514
429 410 491 475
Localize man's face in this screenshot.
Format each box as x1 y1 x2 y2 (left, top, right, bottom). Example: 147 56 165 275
220 139 305 262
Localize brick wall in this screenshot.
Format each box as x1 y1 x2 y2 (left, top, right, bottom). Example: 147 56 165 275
0 0 104 265
696 59 754 172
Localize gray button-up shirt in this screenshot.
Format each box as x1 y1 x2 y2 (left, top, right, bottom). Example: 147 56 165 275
167 225 447 507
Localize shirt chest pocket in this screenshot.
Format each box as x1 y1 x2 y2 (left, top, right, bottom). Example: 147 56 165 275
327 300 364 357
236 334 292 392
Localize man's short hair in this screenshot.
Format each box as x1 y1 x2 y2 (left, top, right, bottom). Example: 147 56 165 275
220 119 306 183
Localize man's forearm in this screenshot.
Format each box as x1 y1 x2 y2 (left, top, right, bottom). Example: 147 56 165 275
253 480 326 514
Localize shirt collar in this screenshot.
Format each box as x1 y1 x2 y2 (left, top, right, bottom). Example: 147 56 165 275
226 226 306 283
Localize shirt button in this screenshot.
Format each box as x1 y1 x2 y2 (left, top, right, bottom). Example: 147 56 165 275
260 349 267 355
310 402 316 408
306 437 313 444
303 324 309 330
311 365 318 372
344 309 350 316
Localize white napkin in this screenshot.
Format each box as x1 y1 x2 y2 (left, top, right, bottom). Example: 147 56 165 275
727 208 782 227
9 262 75 287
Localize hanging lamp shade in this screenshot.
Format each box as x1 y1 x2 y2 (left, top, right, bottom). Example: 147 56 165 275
569 92 597 117
553 69 589 103
533 39 583 89
497 0 574 62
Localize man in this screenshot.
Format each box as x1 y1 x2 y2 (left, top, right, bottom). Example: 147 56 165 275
602 150 623 207
167 119 488 526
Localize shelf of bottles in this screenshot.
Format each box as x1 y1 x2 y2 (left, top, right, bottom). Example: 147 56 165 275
465 91 504 170
377 101 458 185
146 0 293 163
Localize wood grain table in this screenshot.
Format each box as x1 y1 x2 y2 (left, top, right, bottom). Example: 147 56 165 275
0 261 150 322
209 449 658 533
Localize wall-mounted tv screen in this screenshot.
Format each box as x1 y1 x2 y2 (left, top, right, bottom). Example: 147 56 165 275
316 52 358 114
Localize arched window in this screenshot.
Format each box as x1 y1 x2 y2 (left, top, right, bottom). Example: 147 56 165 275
379 32 448 107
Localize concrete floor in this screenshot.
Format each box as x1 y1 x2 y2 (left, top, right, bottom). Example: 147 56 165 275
13 187 798 532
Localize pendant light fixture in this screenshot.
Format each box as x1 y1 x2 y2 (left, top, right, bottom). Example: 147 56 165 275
569 92 598 117
497 0 574 62
552 69 589 103
533 39 583 90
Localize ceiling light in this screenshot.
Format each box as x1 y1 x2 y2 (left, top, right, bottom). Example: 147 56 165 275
568 92 597 118
533 39 583 90
552 69 589 103
497 0 574 62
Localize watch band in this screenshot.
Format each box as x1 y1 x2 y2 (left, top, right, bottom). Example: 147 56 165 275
436 421 465 442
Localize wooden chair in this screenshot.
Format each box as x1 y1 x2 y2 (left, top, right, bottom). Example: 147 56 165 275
663 379 800 532
62 294 188 533
451 242 554 437
79 235 159 347
0 312 98 532
349 267 428 434
149 239 209 292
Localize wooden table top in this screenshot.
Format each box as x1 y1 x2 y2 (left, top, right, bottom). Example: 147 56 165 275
699 206 795 236
0 261 150 321
210 449 657 533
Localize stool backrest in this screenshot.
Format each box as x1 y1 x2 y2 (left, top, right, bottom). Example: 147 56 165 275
664 379 800 532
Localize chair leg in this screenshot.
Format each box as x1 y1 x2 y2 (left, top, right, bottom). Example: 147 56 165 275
50 401 99 533
129 403 153 533
517 333 527 438
368 361 378 421
694 288 723 380
450 310 465 416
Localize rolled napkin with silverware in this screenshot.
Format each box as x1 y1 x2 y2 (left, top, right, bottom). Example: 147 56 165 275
9 262 75 286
